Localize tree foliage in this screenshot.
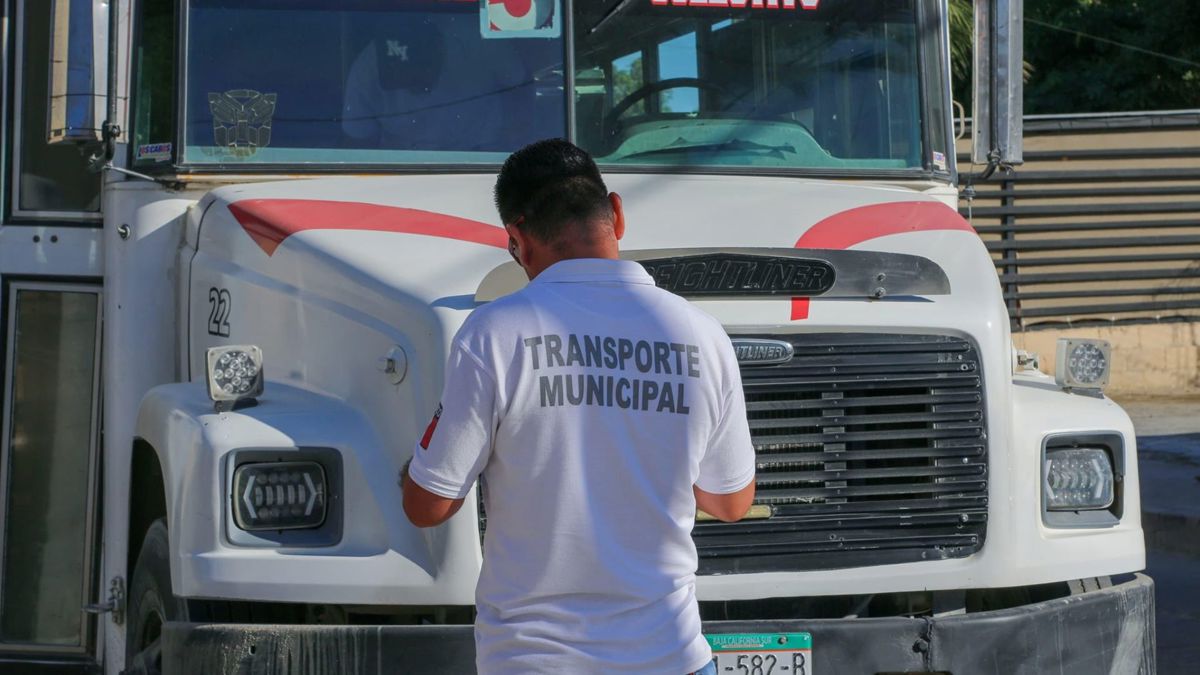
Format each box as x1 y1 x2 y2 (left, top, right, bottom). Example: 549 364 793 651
948 0 972 97
1024 0 1200 113
949 0 1200 114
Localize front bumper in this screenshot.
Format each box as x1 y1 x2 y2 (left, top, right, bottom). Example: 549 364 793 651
163 574 1154 674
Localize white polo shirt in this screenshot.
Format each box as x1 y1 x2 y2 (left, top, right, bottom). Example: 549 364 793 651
409 258 756 675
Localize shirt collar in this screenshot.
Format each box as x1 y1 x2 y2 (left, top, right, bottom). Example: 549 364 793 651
531 258 654 286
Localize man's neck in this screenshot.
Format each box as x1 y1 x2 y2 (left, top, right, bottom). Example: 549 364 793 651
525 241 619 280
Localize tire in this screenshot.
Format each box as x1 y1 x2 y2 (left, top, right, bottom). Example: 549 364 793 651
124 519 306 674
125 519 191 675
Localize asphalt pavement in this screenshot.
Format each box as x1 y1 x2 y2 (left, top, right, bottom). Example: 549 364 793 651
1117 398 1200 675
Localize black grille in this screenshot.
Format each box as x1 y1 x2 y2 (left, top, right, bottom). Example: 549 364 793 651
694 333 987 574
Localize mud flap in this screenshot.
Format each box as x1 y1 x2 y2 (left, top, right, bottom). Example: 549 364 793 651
163 574 1154 674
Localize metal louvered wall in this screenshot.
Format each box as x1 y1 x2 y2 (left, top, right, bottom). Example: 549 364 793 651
958 111 1200 330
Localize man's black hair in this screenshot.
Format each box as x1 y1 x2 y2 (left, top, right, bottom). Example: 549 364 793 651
494 138 611 244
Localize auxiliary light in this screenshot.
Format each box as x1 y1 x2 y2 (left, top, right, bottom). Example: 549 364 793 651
1054 338 1111 392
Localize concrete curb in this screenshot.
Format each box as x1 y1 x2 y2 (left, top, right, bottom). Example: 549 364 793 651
1143 511 1200 558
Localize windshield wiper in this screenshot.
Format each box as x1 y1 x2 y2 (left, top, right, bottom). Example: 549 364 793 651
621 139 799 160
590 0 638 35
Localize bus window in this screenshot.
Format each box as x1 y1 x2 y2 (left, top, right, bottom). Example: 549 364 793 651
657 32 699 115
611 51 646 117
574 0 925 172
10 1 101 217
179 0 565 165
131 0 177 168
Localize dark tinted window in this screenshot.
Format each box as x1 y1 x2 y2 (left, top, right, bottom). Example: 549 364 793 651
183 0 565 165
13 1 101 215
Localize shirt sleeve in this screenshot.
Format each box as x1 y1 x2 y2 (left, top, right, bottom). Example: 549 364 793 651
696 356 757 495
407 341 498 500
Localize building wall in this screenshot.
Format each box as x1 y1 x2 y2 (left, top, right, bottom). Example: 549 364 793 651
957 112 1200 397
1014 323 1200 397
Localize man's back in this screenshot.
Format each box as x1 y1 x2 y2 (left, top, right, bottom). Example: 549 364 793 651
403 138 754 675
411 258 752 673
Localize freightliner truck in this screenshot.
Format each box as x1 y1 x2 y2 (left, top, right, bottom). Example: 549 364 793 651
0 0 1153 673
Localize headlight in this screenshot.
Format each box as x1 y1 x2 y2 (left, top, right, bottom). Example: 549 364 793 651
206 345 264 409
1054 338 1110 391
1044 447 1114 511
232 461 327 531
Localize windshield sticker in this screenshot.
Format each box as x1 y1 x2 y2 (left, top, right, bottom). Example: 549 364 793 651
136 142 172 162
207 89 277 159
652 0 820 9
933 151 947 171
480 0 561 39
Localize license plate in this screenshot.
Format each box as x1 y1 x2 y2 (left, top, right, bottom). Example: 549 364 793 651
705 633 813 675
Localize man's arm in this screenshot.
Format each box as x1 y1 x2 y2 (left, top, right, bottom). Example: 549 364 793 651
402 340 497 529
401 461 465 528
694 481 756 523
694 336 758 523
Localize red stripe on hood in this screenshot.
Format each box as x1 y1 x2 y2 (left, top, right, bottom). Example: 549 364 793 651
227 199 508 256
791 201 973 320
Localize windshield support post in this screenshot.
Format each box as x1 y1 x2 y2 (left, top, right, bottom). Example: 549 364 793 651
565 0 577 143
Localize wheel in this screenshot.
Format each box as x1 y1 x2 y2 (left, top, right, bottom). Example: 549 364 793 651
125 519 190 675
124 519 307 673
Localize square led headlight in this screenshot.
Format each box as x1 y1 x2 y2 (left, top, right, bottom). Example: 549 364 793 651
232 461 327 531
206 345 264 404
1055 338 1111 391
1044 447 1115 511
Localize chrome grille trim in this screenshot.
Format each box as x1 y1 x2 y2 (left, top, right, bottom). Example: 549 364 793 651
695 333 988 574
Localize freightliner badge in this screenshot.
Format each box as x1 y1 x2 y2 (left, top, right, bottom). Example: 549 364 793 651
730 339 795 366
639 253 835 297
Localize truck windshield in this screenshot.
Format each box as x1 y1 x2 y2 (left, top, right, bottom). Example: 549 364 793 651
183 0 567 164
576 0 924 170
181 0 929 171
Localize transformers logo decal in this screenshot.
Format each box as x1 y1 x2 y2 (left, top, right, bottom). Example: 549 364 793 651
789 201 973 320
207 89 277 157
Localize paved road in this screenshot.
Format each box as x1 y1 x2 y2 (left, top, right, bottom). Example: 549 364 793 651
1139 435 1200 675
1120 399 1200 674
1147 549 1200 675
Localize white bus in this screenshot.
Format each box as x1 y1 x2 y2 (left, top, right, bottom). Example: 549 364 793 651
0 1 1152 673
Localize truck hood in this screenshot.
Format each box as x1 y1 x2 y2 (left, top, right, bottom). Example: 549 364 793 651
198 173 991 326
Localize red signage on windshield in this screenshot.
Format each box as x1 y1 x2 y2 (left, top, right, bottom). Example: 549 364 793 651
651 0 820 9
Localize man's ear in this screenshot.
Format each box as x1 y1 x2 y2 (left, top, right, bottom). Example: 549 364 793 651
504 222 530 268
609 192 626 241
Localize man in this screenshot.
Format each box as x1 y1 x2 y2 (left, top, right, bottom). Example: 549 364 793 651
401 139 756 674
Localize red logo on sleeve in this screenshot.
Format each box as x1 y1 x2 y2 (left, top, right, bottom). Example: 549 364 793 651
420 404 443 450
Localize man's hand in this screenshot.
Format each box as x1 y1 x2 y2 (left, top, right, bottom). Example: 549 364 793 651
694 481 756 523
401 460 466 528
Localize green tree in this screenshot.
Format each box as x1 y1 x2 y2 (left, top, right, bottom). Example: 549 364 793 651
1023 0 1200 113
948 0 1031 108
611 56 645 115
949 0 973 101
950 0 1198 114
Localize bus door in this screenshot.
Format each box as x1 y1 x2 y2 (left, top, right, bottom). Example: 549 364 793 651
0 1 105 672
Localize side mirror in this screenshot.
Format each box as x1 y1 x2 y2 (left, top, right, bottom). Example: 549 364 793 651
47 0 109 145
971 0 1023 166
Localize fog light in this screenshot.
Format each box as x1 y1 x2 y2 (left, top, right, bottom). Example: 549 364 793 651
1045 448 1114 511
1055 339 1111 391
232 461 327 531
206 345 264 410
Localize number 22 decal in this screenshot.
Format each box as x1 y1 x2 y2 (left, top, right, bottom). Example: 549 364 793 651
208 287 232 337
